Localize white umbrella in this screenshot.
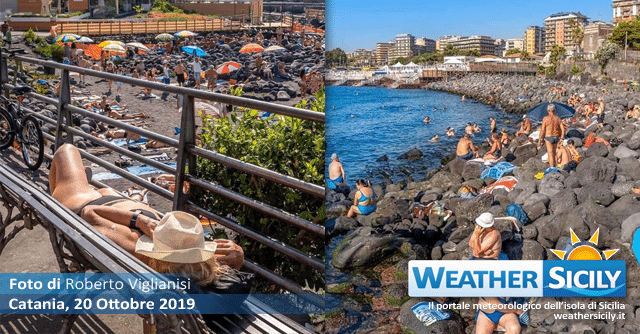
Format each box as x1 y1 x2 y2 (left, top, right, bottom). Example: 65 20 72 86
77 36 94 43
102 44 125 52
126 42 150 52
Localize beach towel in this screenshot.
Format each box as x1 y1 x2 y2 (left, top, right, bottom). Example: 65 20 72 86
93 162 177 181
480 176 518 194
543 167 560 176
112 137 148 147
481 162 516 180
411 302 450 327
505 203 529 226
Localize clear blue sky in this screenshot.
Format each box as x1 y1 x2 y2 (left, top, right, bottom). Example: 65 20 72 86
327 0 612 52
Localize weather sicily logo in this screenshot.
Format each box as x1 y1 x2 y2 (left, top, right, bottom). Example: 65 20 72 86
550 228 618 261
408 228 626 297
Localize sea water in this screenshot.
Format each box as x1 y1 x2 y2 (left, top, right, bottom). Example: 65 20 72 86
325 86 517 185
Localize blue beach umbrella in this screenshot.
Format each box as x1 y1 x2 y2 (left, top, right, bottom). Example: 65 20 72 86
525 102 575 122
181 45 207 57
55 33 81 42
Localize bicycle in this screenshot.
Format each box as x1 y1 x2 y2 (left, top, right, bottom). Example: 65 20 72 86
0 80 44 170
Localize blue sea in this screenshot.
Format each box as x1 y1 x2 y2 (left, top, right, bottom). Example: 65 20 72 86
325 86 518 186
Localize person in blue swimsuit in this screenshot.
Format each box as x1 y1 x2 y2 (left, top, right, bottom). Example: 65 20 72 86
475 296 526 334
347 179 376 217
483 133 503 160
327 153 346 190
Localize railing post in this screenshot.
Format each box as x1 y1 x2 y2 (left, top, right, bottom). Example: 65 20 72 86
55 69 73 150
173 94 196 211
0 53 8 98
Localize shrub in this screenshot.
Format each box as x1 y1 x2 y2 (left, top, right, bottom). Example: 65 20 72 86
193 88 325 293
150 0 184 13
24 29 37 43
595 41 619 74
34 42 65 62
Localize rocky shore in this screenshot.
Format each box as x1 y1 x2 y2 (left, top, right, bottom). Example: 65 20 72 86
324 73 640 334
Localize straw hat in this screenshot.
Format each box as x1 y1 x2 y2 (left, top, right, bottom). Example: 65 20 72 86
135 211 216 263
475 212 494 228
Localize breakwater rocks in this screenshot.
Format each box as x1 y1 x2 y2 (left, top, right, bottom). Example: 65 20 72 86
326 110 640 333
426 72 637 115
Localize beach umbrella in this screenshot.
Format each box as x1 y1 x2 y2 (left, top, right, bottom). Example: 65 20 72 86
174 30 197 38
263 45 286 53
216 61 241 75
155 33 174 41
126 42 150 52
102 44 125 52
84 44 102 59
525 102 575 122
77 36 94 43
239 43 265 53
98 40 124 48
181 45 207 57
55 33 80 42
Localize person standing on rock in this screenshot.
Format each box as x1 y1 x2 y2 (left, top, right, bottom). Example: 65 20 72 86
537 104 565 168
595 97 605 127
346 179 376 218
456 133 478 160
192 57 202 89
489 117 497 133
327 154 346 190
205 65 217 91
468 213 501 260
174 61 186 87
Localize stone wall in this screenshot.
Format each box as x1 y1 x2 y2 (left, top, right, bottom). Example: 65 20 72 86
558 60 640 82
68 0 88 13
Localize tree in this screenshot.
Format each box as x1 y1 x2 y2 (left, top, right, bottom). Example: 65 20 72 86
595 41 619 74
549 44 566 64
505 48 521 55
609 16 640 50
391 57 409 65
325 48 347 68
568 18 584 54
442 43 459 56
520 50 531 61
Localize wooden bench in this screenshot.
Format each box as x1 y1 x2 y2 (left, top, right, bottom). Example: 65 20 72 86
0 164 314 334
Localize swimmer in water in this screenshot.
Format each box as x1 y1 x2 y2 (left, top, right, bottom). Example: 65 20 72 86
350 114 355 118
443 106 446 111
332 105 336 109
446 127 455 137
430 134 439 142
461 95 466 102
422 104 426 108
465 123 474 135
473 123 482 133
382 104 386 108
423 116 431 123
433 106 437 111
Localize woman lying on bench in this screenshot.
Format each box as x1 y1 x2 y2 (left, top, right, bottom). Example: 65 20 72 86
49 144 244 272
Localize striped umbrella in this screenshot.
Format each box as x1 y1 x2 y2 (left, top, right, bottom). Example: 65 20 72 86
174 30 197 38
239 43 265 53
55 34 81 42
125 42 150 52
84 44 102 59
216 61 241 75
98 40 124 48
155 33 174 41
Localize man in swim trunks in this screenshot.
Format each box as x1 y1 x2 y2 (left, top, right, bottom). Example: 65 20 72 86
538 104 565 168
328 153 346 190
174 61 186 87
468 213 501 260
456 133 478 160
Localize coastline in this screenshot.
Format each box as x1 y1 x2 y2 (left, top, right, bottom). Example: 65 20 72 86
324 71 640 334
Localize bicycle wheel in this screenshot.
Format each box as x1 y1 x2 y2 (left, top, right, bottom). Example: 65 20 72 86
20 116 44 170
0 108 14 149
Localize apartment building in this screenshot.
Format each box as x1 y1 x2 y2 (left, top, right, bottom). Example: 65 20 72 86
437 35 462 52
523 26 545 55
494 39 506 57
374 42 394 65
544 12 588 53
612 0 640 24
506 38 524 51
415 37 436 54
388 34 416 60
583 21 614 58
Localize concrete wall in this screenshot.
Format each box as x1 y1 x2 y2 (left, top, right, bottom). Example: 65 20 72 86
558 60 640 81
174 0 262 24
17 0 47 14
2 0 19 14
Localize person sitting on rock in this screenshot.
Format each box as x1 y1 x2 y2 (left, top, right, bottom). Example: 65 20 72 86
275 62 292 80
475 296 525 334
456 133 478 160
500 128 510 148
483 133 502 161
469 213 501 260
514 117 531 137
626 105 640 120
100 95 125 111
327 153 346 190
537 104 565 168
556 141 576 172
346 179 376 218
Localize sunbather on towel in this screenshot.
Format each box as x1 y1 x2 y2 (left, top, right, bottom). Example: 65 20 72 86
91 129 142 142
49 144 243 271
107 109 148 120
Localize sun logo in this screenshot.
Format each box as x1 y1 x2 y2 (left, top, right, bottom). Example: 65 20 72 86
551 228 618 261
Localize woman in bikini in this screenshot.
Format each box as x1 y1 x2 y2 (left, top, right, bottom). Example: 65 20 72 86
483 133 502 161
49 144 243 269
346 179 377 217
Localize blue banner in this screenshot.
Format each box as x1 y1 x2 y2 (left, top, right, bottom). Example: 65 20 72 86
542 261 626 297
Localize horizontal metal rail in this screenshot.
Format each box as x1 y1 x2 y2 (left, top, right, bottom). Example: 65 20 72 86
242 260 308 295
188 144 324 198
186 175 324 237
14 55 325 123
185 201 324 273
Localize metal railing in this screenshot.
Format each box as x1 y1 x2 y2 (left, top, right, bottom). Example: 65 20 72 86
0 52 325 295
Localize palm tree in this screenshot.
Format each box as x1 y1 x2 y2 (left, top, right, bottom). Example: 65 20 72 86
568 18 584 55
